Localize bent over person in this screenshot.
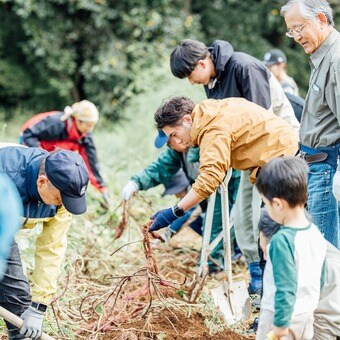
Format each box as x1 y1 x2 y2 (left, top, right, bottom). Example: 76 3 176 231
20 100 110 209
149 96 299 232
0 145 89 339
170 38 299 295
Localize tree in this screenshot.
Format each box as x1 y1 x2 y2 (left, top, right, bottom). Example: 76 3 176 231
0 0 200 119
190 0 339 96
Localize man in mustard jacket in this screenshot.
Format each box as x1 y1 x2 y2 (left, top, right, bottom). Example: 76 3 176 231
0 145 89 339
149 96 299 232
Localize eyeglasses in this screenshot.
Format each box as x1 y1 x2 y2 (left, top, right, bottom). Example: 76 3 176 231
285 21 308 38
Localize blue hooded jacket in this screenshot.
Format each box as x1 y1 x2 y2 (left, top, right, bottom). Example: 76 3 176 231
0 146 58 220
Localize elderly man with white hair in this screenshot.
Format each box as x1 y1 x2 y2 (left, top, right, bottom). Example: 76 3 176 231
281 0 340 249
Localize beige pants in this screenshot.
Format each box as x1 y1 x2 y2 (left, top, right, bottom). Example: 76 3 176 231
256 309 314 340
313 317 337 340
234 170 262 263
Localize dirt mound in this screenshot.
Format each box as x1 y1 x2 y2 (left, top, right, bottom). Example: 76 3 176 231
99 310 248 340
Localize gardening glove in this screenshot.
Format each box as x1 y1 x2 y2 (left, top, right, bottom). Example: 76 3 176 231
149 207 178 232
121 180 139 200
100 190 111 210
20 304 45 339
332 168 340 201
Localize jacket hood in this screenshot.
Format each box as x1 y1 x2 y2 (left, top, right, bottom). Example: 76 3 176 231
208 40 234 80
190 100 223 145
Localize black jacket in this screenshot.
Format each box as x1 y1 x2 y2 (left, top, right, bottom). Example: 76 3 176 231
21 112 106 192
205 40 271 109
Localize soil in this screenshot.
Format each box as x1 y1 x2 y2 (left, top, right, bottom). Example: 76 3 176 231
99 310 249 340
55 208 257 340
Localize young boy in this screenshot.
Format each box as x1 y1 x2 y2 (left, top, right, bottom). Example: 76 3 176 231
258 208 340 340
255 157 327 339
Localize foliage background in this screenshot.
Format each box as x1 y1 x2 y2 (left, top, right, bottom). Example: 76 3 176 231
0 0 339 120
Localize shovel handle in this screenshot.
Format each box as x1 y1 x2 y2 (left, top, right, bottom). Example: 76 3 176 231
0 306 54 340
221 169 233 285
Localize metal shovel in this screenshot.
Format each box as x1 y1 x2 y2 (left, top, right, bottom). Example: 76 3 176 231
199 169 251 325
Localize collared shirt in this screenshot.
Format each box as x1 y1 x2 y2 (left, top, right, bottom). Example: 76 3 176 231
301 29 340 148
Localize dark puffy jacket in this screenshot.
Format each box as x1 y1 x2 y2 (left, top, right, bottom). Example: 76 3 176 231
0 146 57 219
205 40 271 109
20 111 106 192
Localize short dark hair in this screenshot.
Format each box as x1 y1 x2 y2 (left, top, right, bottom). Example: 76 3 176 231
258 208 281 240
154 97 195 129
170 39 210 79
256 157 308 207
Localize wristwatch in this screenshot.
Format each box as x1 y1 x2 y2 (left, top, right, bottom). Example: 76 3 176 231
173 204 185 217
31 302 48 313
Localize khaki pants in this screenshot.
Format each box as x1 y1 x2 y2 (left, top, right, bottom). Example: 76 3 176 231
234 170 262 263
313 242 340 339
313 315 337 340
256 309 314 340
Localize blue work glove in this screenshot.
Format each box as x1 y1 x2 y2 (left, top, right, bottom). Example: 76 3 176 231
20 304 45 339
149 207 178 232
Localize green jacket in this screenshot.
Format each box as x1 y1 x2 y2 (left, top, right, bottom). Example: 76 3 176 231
131 145 241 266
130 146 240 206
131 147 200 190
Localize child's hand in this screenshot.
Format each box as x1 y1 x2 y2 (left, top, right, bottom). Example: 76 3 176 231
272 325 289 338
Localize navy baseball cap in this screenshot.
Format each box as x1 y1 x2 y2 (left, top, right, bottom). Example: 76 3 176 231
45 150 89 215
154 130 168 149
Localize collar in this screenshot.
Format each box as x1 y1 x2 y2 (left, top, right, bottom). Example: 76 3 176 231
309 29 339 70
207 78 217 90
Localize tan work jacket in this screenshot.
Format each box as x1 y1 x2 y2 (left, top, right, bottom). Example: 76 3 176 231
190 98 299 200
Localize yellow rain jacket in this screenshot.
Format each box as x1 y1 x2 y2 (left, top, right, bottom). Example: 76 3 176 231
190 98 299 200
23 207 71 305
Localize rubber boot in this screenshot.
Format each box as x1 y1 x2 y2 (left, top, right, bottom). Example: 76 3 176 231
248 261 263 295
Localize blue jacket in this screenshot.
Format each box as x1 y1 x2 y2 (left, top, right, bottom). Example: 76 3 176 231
0 173 22 279
0 146 58 219
0 145 72 304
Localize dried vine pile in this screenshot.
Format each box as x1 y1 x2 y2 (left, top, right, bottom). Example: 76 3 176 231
46 197 250 339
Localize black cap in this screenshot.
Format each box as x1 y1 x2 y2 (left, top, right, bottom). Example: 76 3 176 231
162 169 190 196
263 49 287 67
45 150 89 215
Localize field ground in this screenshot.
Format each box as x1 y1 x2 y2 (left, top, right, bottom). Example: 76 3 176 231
0 64 257 339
